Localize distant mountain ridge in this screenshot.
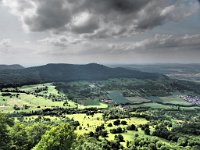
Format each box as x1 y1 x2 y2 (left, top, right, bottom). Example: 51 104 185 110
0 63 165 87
0 64 24 70
110 64 200 81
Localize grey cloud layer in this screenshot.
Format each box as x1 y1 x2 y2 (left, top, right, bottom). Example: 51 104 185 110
109 34 200 53
40 34 200 56
0 39 12 48
39 35 84 47
2 0 199 39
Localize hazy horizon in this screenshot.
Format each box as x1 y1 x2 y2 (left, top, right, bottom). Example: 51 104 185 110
2 62 200 68
0 0 200 65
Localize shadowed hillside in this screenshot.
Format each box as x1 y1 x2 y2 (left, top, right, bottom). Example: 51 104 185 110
0 63 164 87
0 64 24 70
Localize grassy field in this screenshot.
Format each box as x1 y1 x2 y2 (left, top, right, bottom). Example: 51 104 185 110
128 94 200 110
66 113 104 135
156 95 193 106
131 102 200 110
65 113 176 148
1 83 199 113
16 110 199 149
136 102 173 109
66 113 149 143
19 83 61 96
0 83 108 113
78 99 108 109
0 93 77 113
107 91 129 104
23 112 158 147
0 83 77 113
78 103 108 109
126 97 151 104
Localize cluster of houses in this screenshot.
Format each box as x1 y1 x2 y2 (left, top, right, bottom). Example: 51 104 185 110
180 95 200 105
100 98 113 104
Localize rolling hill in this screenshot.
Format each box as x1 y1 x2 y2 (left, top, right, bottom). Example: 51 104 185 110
0 64 24 70
0 63 164 87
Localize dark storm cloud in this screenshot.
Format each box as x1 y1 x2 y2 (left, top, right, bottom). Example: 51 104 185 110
81 0 150 14
22 0 152 33
3 0 199 39
24 0 71 31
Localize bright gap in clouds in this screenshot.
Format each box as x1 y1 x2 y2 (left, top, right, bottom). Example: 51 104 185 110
72 12 91 27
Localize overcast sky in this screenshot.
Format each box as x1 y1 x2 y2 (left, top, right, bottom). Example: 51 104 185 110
0 0 200 66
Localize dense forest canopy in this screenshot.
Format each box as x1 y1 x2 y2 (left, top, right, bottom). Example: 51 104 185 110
0 63 164 87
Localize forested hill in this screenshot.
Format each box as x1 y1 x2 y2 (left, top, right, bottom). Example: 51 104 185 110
0 63 165 87
0 64 24 70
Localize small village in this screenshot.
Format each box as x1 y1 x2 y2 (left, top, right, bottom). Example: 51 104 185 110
180 95 200 105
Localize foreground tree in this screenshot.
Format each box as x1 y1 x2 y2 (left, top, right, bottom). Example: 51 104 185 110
71 137 103 150
0 113 14 150
10 123 29 150
10 122 49 150
33 123 76 150
26 123 50 149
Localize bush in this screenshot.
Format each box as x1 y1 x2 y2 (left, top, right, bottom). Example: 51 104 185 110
113 120 120 126
192 145 200 150
107 123 113 127
115 135 124 142
88 131 94 137
110 127 124 134
178 137 188 147
148 143 157 150
13 104 20 110
127 124 137 131
144 128 150 135
121 120 127 125
100 130 108 137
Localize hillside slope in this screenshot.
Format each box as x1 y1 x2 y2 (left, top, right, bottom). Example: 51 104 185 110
0 63 164 87
0 64 24 70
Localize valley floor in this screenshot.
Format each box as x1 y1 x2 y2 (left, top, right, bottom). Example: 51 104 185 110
0 82 200 150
